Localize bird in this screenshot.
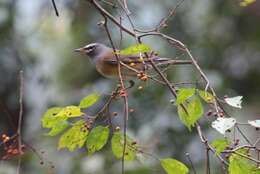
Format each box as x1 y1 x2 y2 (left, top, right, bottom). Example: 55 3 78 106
74 43 191 79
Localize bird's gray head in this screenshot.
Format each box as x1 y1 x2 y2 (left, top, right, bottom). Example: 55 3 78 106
74 43 110 60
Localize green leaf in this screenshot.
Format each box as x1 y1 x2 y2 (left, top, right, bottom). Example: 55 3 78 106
211 138 230 155
176 88 196 104
86 126 109 155
177 96 204 131
160 158 189 174
117 44 152 55
47 120 69 136
111 132 136 161
197 90 215 103
56 105 84 118
229 149 258 174
41 107 69 136
58 120 88 152
79 93 100 109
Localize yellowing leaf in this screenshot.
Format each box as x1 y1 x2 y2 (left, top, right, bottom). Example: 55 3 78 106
58 120 88 152
240 0 256 7
79 93 100 109
117 44 152 55
211 138 230 155
176 88 196 104
197 90 215 103
41 107 69 136
111 132 136 161
86 126 109 155
56 105 84 118
160 158 189 174
177 96 204 131
41 107 63 128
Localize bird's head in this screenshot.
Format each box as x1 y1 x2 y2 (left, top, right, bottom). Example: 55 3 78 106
74 43 109 60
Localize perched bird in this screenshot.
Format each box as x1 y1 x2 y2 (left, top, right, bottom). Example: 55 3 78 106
74 43 190 79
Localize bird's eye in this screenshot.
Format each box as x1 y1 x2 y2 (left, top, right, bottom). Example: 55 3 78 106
85 45 95 50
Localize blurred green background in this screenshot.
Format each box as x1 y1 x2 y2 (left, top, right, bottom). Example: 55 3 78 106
0 0 259 173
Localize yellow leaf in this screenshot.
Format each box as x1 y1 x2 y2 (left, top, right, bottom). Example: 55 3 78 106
56 106 84 118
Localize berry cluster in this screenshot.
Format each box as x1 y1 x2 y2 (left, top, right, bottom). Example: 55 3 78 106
1 134 24 160
137 71 148 81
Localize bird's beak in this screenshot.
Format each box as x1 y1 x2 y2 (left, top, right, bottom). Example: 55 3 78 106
74 48 84 53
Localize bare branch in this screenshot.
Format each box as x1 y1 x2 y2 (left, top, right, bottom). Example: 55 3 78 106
89 0 135 37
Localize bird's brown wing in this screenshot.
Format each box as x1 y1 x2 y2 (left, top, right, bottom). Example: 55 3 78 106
100 53 190 77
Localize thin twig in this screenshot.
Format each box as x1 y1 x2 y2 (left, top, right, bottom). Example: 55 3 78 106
99 0 117 8
17 70 24 174
117 0 131 15
223 145 259 153
234 151 260 164
254 137 260 147
17 158 21 174
206 148 210 174
235 125 253 146
94 87 120 118
51 0 59 17
17 70 24 153
185 153 197 174
196 123 229 165
156 0 185 31
117 15 129 174
97 10 129 174
257 151 260 168
90 0 135 37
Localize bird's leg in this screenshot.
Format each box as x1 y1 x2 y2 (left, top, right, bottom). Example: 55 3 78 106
126 80 135 89
116 79 135 91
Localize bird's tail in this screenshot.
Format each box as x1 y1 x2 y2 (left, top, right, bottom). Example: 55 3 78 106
152 57 192 66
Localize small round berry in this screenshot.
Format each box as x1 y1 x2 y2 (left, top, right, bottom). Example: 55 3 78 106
112 112 118 117
115 126 120 131
206 110 213 116
131 141 137 145
140 76 148 81
138 86 143 90
130 63 135 67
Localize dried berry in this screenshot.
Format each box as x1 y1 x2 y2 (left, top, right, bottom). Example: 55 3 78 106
129 108 134 113
112 112 118 116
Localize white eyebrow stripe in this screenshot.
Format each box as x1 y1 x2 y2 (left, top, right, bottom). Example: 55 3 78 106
85 43 97 49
